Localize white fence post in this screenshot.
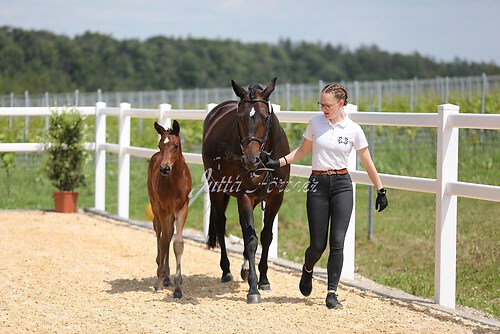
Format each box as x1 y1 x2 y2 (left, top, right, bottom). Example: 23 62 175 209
342 103 358 280
268 103 281 260
203 103 217 238
118 102 131 218
435 103 460 308
94 102 106 211
158 103 172 129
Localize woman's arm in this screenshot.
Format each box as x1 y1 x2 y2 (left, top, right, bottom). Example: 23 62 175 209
357 147 383 190
278 138 313 167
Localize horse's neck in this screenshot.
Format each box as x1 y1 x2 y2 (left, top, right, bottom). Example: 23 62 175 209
267 117 279 149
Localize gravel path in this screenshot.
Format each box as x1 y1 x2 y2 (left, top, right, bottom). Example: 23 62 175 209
0 211 497 333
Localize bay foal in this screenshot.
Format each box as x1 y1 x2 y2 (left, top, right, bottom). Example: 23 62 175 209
147 120 192 298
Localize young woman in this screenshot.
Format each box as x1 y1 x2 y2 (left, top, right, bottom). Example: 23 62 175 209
266 83 388 309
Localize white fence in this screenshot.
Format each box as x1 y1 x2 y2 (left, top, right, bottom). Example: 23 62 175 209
3 74 500 110
1 104 499 310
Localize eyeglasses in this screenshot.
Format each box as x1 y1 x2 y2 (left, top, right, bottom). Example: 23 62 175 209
318 102 334 110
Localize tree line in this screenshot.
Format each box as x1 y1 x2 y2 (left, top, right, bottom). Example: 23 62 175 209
1 25 499 95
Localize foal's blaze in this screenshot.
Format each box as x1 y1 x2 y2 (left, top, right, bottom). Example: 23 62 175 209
147 120 192 299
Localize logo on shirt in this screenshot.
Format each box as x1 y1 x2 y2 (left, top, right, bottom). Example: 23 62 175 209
338 136 349 145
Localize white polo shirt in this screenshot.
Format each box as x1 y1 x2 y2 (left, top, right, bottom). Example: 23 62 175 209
303 114 368 170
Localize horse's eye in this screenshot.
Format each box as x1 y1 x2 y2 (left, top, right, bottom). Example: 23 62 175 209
174 144 179 150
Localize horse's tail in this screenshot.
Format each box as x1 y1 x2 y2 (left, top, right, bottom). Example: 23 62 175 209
206 194 230 249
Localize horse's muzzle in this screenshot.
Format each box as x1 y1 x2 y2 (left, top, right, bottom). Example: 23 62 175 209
241 155 261 172
159 165 171 176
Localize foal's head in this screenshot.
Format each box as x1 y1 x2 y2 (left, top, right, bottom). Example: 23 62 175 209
154 120 182 176
232 77 276 172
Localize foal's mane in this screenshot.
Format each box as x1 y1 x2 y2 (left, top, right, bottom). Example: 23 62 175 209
248 84 264 100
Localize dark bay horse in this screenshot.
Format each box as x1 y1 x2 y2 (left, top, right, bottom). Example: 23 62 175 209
202 78 290 303
147 120 192 298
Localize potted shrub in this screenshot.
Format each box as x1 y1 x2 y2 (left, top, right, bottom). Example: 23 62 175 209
45 106 88 213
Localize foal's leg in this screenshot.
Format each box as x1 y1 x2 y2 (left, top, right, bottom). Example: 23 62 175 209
172 201 188 299
153 215 161 271
154 211 170 290
163 216 175 288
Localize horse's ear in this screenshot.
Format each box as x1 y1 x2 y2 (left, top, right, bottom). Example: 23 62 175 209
231 79 247 99
171 120 180 136
262 77 277 100
154 121 166 135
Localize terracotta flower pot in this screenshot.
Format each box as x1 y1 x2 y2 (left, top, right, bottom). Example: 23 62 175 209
53 191 79 213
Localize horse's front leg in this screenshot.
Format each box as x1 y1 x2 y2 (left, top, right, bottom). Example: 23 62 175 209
258 192 283 291
172 202 188 299
237 195 260 304
240 248 250 282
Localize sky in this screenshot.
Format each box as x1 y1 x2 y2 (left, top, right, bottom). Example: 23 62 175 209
1 0 499 65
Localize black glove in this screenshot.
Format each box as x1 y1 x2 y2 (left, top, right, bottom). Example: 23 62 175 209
265 157 281 170
375 188 388 212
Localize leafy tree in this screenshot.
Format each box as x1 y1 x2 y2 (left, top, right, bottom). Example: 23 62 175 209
0 25 499 94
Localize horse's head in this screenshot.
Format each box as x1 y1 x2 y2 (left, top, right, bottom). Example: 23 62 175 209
232 77 277 172
154 120 182 176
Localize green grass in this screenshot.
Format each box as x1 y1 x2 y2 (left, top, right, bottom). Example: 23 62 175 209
0 95 499 318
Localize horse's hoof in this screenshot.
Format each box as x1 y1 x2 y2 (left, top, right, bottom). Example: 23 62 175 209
240 268 249 282
246 293 261 304
173 289 182 299
221 272 233 283
258 283 271 291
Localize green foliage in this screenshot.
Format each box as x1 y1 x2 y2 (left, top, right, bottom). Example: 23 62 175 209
1 26 500 94
44 106 88 191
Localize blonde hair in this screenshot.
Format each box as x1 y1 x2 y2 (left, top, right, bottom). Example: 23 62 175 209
321 83 348 106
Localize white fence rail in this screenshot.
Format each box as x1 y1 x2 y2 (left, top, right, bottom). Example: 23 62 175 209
1 104 500 310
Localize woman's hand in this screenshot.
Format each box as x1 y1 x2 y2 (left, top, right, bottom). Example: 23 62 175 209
376 188 388 212
265 158 281 170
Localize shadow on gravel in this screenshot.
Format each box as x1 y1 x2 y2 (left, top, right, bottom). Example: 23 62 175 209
104 273 313 306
